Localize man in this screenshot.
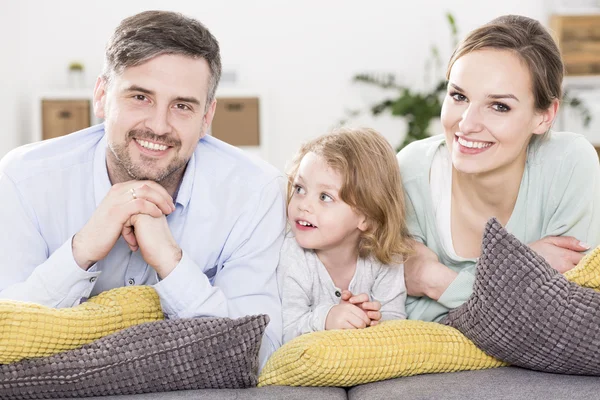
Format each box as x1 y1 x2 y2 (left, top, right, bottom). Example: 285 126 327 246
0 10 286 367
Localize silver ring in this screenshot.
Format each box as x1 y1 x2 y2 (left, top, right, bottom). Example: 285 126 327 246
130 188 137 200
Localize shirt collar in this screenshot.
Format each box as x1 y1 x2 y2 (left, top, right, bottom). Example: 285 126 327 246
93 128 196 210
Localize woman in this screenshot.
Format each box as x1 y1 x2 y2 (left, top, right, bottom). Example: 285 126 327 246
397 14 600 322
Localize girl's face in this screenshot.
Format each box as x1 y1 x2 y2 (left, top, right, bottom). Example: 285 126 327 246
288 152 367 254
441 48 556 177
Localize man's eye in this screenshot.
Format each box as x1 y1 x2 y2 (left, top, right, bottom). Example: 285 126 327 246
175 104 191 111
134 95 147 101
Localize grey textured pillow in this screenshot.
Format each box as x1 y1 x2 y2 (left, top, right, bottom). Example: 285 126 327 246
443 218 600 375
0 314 268 399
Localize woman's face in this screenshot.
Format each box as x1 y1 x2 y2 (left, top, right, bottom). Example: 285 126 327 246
441 48 554 176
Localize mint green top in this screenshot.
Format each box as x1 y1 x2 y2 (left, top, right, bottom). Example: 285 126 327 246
397 132 600 322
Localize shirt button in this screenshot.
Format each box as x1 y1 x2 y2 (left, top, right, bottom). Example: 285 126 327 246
89 277 97 283
335 290 341 298
128 278 135 285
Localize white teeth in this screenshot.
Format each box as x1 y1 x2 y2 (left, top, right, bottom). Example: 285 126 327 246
136 139 168 151
298 221 313 227
457 137 493 149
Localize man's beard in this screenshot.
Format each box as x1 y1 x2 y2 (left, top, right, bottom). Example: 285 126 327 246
108 129 185 183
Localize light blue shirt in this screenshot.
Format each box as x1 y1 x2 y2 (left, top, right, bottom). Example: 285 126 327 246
0 124 286 367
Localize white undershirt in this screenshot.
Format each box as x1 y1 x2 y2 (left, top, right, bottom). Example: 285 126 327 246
429 146 470 262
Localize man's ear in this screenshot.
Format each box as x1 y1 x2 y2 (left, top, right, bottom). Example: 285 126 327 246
200 99 217 139
93 76 108 120
532 98 560 135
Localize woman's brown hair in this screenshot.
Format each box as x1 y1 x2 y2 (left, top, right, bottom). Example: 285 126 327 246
447 14 564 112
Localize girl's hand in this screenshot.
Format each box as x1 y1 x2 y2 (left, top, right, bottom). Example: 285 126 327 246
340 291 382 326
404 241 457 300
325 303 371 330
529 236 589 273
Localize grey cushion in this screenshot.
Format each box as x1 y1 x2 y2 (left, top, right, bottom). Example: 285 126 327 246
348 367 600 400
443 218 600 375
0 315 268 399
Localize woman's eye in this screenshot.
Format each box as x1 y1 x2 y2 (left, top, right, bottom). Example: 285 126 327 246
320 193 333 202
450 92 467 102
492 103 511 112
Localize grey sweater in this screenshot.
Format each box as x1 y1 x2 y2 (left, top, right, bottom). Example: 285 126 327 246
278 236 407 344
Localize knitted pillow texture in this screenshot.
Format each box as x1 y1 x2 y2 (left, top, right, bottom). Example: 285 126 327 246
258 319 506 387
0 314 269 399
0 286 163 364
443 218 600 375
259 221 600 387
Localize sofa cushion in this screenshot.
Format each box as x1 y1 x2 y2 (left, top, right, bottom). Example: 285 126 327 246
0 286 163 363
443 217 600 375
347 367 600 400
54 386 349 400
0 315 268 399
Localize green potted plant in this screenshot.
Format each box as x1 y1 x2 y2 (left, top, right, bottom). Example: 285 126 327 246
343 13 592 152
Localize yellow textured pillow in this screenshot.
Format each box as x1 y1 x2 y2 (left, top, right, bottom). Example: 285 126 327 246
259 245 600 387
259 320 507 387
565 245 600 291
0 286 163 364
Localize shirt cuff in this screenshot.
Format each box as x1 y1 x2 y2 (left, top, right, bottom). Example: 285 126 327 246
437 270 475 309
32 236 101 307
153 250 224 318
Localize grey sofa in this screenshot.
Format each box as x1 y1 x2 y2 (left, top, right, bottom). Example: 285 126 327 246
64 367 600 400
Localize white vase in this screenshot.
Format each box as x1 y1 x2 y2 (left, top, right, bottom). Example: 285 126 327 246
68 70 85 89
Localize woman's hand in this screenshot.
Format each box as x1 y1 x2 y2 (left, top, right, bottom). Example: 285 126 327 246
528 236 590 273
404 241 457 300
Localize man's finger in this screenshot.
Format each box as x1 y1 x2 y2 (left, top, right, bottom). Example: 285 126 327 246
546 236 590 252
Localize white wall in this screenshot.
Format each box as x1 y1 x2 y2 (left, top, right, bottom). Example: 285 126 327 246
0 0 550 170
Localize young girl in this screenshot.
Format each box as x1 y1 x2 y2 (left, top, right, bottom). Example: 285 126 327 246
278 127 412 344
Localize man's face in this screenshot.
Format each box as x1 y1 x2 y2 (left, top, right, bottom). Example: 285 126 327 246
93 53 216 183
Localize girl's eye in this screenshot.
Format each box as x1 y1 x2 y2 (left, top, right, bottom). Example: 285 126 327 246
293 185 306 195
450 92 467 102
320 193 333 202
492 103 511 113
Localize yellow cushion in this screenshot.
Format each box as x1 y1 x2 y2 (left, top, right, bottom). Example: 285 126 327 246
259 319 506 387
0 286 163 364
565 245 600 291
259 245 600 387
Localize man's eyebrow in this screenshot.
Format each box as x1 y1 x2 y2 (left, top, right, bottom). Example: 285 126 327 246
124 86 201 105
124 85 153 95
174 96 201 106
